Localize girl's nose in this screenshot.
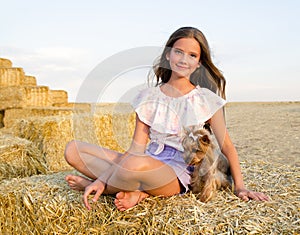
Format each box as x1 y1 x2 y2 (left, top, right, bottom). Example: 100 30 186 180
179 53 188 63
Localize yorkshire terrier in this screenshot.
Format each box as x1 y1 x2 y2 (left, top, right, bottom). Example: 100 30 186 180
182 124 232 202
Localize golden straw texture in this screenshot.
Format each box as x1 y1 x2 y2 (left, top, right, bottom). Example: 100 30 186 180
0 68 25 86
23 75 37 86
0 134 48 180
0 164 298 234
0 101 299 234
11 104 135 172
50 90 68 105
0 58 12 68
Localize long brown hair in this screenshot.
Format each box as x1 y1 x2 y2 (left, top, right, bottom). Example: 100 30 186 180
150 27 226 99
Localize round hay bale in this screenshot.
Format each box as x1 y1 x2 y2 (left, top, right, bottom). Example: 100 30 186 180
0 134 48 180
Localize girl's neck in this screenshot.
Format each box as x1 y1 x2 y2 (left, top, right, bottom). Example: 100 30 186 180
161 76 195 97
168 75 194 89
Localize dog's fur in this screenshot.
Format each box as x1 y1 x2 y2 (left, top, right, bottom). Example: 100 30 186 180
182 124 232 202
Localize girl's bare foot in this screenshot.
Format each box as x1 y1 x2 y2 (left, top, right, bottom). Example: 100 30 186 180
65 175 93 191
114 191 149 211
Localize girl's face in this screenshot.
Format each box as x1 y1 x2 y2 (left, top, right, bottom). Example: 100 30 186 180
166 37 201 79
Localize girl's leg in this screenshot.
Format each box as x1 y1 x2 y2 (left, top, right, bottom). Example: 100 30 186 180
64 140 123 189
65 141 183 210
105 154 182 210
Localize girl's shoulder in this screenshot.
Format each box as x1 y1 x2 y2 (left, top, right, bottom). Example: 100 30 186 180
193 86 226 106
131 86 161 107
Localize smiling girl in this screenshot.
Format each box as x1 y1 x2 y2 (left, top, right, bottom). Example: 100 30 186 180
64 26 269 211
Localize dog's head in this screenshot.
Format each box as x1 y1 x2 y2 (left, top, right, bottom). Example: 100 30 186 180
182 125 213 165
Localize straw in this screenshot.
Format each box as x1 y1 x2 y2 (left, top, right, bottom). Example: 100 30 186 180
0 134 48 180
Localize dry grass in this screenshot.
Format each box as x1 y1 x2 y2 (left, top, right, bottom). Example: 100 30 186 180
0 162 298 234
0 134 48 180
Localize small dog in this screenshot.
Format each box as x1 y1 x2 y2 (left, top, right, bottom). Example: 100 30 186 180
182 124 232 202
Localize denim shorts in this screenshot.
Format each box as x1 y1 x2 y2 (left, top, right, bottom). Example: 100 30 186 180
145 142 191 194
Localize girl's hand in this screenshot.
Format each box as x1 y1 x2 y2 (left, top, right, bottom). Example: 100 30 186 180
83 179 106 210
235 188 270 202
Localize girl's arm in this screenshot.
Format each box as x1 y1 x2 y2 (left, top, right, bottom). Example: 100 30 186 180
97 114 149 182
127 114 150 155
209 109 269 201
83 114 150 209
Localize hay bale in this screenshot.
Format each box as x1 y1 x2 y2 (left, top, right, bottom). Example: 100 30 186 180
13 116 74 171
53 102 92 111
0 161 298 235
24 85 51 106
12 104 135 172
0 86 52 109
0 68 25 86
0 58 12 68
3 106 86 128
0 86 28 109
23 75 37 86
49 90 68 105
0 134 47 180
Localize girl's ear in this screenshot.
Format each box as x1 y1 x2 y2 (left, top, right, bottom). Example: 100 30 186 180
197 61 201 68
166 52 170 61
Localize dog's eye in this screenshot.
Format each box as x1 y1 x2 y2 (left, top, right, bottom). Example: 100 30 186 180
201 135 210 144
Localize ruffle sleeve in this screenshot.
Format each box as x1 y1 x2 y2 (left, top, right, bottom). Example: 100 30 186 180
131 86 226 134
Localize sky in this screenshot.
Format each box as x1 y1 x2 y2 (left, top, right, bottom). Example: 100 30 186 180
1 0 299 103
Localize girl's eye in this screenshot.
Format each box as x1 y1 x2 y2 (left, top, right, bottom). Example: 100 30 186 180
174 49 183 55
190 54 197 58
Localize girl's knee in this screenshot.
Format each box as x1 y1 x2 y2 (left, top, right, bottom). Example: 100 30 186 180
120 155 160 172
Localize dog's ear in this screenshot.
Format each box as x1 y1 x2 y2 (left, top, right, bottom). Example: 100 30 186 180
203 122 212 134
200 134 210 145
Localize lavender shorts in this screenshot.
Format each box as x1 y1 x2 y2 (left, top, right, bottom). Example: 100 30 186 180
145 143 191 194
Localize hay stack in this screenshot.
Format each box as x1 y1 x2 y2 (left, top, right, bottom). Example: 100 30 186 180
0 57 70 109
0 134 47 180
11 104 135 172
0 161 298 234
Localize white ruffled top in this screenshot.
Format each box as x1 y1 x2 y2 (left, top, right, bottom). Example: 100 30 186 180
131 85 226 154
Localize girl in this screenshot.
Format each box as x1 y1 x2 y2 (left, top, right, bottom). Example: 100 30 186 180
65 26 269 211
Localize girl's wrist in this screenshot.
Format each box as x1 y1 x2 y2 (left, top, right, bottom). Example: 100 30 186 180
233 182 246 193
